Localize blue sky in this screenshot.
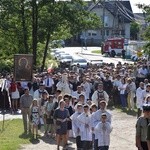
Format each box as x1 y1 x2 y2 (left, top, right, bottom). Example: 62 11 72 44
130 0 150 13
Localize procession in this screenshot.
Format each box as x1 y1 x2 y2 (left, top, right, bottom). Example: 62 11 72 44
0 57 150 150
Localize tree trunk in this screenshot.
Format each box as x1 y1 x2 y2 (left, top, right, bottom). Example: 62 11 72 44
41 31 50 72
32 0 38 67
20 0 29 54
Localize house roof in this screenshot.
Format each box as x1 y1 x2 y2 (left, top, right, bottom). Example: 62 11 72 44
89 0 134 23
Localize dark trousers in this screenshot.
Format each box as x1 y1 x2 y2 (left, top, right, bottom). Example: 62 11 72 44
82 141 92 150
76 136 82 149
99 146 109 150
139 142 148 150
94 139 98 150
46 87 52 95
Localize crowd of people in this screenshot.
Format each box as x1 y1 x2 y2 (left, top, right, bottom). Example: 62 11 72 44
0 60 150 150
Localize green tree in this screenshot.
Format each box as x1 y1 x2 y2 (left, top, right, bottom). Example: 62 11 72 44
0 0 101 71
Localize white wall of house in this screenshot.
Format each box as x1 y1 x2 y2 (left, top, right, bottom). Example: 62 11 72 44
124 23 130 39
81 6 131 46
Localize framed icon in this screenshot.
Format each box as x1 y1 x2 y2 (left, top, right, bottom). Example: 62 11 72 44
14 54 33 81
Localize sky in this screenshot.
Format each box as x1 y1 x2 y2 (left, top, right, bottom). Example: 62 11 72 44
130 0 150 13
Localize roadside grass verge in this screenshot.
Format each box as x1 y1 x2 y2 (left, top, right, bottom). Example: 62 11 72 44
0 119 31 150
91 50 101 54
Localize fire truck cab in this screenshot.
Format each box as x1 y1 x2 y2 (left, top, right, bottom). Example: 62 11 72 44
102 38 124 56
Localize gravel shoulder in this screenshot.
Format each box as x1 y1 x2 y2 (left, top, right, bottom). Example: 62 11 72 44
20 109 137 150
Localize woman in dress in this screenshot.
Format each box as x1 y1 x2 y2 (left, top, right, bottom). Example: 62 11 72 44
9 78 20 113
53 100 70 150
30 99 40 139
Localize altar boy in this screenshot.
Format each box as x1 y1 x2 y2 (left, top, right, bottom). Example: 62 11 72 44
70 104 83 150
77 104 92 150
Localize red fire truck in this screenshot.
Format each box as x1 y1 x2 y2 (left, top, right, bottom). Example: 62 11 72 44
101 38 125 56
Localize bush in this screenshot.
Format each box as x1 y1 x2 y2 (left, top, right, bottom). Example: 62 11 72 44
0 59 13 73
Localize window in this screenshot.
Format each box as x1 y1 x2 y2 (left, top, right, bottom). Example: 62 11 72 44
92 33 97 36
88 33 91 36
106 30 109 36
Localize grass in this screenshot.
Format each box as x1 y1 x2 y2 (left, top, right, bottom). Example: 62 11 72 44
91 50 101 54
0 119 31 150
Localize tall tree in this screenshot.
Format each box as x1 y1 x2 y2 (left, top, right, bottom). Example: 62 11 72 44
0 0 100 70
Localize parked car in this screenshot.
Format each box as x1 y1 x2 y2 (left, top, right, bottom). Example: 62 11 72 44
71 57 87 68
54 51 65 59
59 55 73 63
57 53 70 61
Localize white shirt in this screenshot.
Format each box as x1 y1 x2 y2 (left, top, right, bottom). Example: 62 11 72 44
136 87 144 109
44 78 54 87
91 109 112 139
113 79 121 87
138 68 148 78
118 83 127 94
77 112 92 141
95 122 112 146
70 112 82 137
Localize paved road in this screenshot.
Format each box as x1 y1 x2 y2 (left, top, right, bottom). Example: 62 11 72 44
58 47 133 65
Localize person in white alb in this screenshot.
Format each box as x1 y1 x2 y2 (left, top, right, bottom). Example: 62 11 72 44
56 73 72 96
81 77 91 100
136 82 145 118
44 73 54 95
92 83 109 107
77 104 92 150
91 100 112 150
70 104 83 150
95 113 112 150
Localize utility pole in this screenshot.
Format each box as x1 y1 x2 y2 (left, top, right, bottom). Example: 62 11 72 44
102 0 105 43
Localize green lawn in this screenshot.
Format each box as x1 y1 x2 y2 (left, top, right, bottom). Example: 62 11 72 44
91 50 101 54
0 119 31 150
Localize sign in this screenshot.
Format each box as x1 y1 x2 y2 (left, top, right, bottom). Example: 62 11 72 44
14 54 33 81
124 39 128 46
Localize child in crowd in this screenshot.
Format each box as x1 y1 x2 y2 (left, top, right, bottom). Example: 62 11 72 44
45 95 55 137
30 99 40 139
70 104 83 150
77 104 92 150
95 113 112 150
145 95 150 104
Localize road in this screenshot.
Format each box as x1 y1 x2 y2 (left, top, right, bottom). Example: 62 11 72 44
20 109 137 150
57 47 133 65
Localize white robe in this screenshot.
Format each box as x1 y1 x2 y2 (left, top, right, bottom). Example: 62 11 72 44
77 112 92 141
70 112 82 137
136 87 144 109
92 90 109 106
56 81 71 95
95 122 112 146
91 109 112 139
81 82 91 100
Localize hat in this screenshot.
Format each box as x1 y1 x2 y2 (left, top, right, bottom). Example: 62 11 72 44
99 100 107 104
146 84 150 87
143 104 150 111
101 113 107 117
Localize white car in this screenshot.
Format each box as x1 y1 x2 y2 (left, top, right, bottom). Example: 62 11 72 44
71 57 87 68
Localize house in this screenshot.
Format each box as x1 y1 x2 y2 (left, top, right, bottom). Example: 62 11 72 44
80 0 134 46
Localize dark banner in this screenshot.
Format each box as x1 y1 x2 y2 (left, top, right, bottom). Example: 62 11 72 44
14 54 33 81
